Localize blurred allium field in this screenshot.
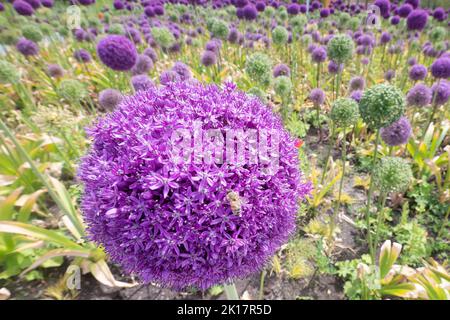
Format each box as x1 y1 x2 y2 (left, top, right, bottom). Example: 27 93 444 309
0 0 449 301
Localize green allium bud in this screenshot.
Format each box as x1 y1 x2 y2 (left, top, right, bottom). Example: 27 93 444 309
40 24 52 36
211 20 229 40
206 18 217 33
264 6 275 18
272 26 289 46
278 10 288 21
348 17 360 31
359 84 405 129
301 34 312 46
330 98 360 128
246 52 273 88
58 26 69 37
434 42 446 52
22 25 43 42
327 34 354 64
0 29 21 46
57 79 87 103
290 15 307 29
0 60 20 84
248 87 267 104
108 24 125 35
151 27 176 50
338 12 351 28
428 27 446 43
274 76 292 99
373 157 412 193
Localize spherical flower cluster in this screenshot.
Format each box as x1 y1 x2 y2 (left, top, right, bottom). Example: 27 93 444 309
406 83 432 107
431 80 450 106
274 76 292 98
201 50 217 67
97 35 137 71
433 7 447 22
47 64 64 79
309 88 325 106
350 90 363 102
245 52 272 88
349 76 365 91
78 81 310 290
272 26 289 46
359 84 405 129
151 27 176 50
330 98 360 128
0 60 20 84
242 4 258 20
74 49 92 63
99 88 123 111
13 1 34 16
247 86 267 104
409 64 427 81
373 157 413 193
171 62 192 82
143 47 158 63
131 74 154 92
327 34 354 64
211 20 229 40
428 27 447 44
16 38 39 56
273 64 290 78
374 0 390 18
57 79 87 103
380 116 412 146
21 25 43 42
430 57 450 79
407 10 428 31
131 54 153 75
159 70 180 85
398 4 413 18
311 46 327 63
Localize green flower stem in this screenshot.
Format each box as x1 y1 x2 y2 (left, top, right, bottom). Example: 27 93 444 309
320 123 336 186
259 270 267 300
223 283 239 300
423 79 441 139
373 191 387 257
331 126 347 234
365 129 381 264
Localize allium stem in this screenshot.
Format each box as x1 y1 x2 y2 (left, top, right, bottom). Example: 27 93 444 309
365 129 381 264
259 270 267 300
330 126 347 235
320 123 336 185
224 283 239 300
373 191 387 257
423 79 441 139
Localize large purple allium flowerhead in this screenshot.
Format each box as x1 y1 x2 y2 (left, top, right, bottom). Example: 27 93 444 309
242 4 258 20
41 0 54 8
398 4 413 18
113 0 124 10
406 83 431 107
24 0 40 9
99 88 123 111
16 38 39 56
350 90 363 102
431 80 450 106
409 64 427 81
131 54 153 75
309 88 325 106
13 0 34 16
405 0 420 9
433 8 447 22
143 47 158 63
349 76 365 91
380 116 412 146
74 49 92 63
273 63 290 78
430 57 450 79
78 82 310 290
374 0 390 18
391 15 400 25
131 74 154 92
407 10 428 31
201 50 217 67
287 3 300 15
96 35 137 71
380 32 391 44
159 70 181 85
46 64 64 78
171 62 191 81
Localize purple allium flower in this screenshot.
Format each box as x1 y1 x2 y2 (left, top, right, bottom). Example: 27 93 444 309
24 0 40 9
41 0 54 8
16 38 39 56
398 4 413 18
311 46 327 63
407 10 428 31
406 83 432 107
405 0 420 9
327 60 342 74
99 88 123 111
287 3 300 15
349 76 365 91
228 28 239 44
113 0 124 10
74 49 92 63
350 90 363 102
159 70 181 85
13 0 34 16
205 39 221 54
374 0 390 18
131 54 153 75
78 82 310 290
242 4 258 20
309 88 325 106
433 7 447 22
430 57 450 79
97 35 137 71
143 47 158 63
273 64 290 78
409 64 427 81
201 50 217 67
46 64 64 78
380 32 391 44
384 69 395 81
408 57 417 66
380 116 412 146
320 8 330 18
391 15 400 25
172 62 192 81
131 74 154 92
431 80 450 106
255 1 265 12
144 6 155 17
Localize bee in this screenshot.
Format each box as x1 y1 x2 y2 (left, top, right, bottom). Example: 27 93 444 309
226 191 245 216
